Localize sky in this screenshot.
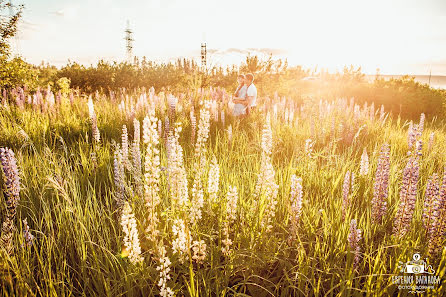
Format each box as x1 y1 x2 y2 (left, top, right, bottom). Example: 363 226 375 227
10 0 446 75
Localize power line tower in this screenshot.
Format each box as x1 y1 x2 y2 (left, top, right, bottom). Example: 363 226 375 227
200 42 207 72
124 20 134 63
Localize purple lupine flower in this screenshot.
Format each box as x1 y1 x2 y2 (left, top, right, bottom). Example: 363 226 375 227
415 140 423 159
348 219 362 269
393 157 419 237
407 122 417 150
419 113 425 135
371 144 390 224
22 218 34 247
0 147 21 254
423 174 440 238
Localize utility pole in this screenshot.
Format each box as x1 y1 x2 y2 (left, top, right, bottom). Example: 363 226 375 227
124 20 134 63
201 42 207 72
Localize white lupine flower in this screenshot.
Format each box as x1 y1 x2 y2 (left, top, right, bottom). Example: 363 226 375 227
133 118 140 146
189 182 204 225
156 246 174 297
194 100 211 165
192 240 207 264
305 139 314 158
261 113 273 156
121 202 143 264
122 125 129 168
359 148 369 176
167 124 188 208
255 113 279 232
190 109 196 144
87 97 100 143
207 156 220 203
131 119 143 196
221 223 233 256
142 110 161 244
172 219 191 263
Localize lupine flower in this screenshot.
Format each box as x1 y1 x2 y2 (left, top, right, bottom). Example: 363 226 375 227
220 110 225 126
359 148 369 176
304 139 314 158
156 246 174 297
158 119 163 142
131 119 143 196
221 223 232 256
379 105 385 120
348 219 362 269
428 167 446 254
371 144 390 224
341 171 351 219
207 155 220 204
191 239 207 264
255 113 279 232
164 116 170 144
113 146 126 208
87 97 100 143
190 109 196 144
22 218 34 247
167 124 188 209
172 218 191 263
120 201 143 264
289 175 303 242
419 113 425 134
423 174 440 239
189 180 204 225
393 157 419 237
428 132 435 152
415 140 423 159
0 147 21 253
167 95 177 122
142 110 161 245
121 125 129 169
194 100 211 167
407 122 418 150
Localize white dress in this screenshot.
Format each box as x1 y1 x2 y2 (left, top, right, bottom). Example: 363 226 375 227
233 85 247 116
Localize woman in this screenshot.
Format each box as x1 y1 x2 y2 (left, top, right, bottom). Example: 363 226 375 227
232 74 247 117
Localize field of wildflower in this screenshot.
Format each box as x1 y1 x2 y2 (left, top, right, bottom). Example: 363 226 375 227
1 87 446 296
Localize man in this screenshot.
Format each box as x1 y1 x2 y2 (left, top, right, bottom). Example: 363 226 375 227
244 73 257 114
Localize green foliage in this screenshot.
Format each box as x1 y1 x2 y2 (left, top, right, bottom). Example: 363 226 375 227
0 56 38 89
55 77 71 95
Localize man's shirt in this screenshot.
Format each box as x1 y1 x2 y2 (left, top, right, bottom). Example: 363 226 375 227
246 83 257 107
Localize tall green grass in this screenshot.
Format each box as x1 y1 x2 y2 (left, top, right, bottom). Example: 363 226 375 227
1 93 446 296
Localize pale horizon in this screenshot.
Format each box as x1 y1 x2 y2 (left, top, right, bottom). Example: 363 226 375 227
10 0 446 75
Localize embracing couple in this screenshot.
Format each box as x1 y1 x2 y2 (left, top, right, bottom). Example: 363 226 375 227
232 73 257 117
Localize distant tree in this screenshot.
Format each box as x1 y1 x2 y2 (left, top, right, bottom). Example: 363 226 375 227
1 0 24 56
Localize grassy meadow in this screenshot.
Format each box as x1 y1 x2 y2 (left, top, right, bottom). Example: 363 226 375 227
1 89 446 296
